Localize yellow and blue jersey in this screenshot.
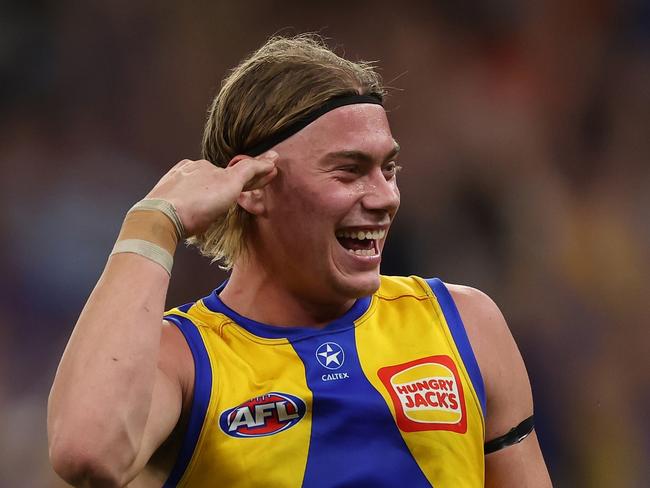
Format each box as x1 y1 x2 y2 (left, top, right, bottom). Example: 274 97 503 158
162 276 486 487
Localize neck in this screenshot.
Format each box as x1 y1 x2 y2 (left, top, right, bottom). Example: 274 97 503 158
219 257 355 328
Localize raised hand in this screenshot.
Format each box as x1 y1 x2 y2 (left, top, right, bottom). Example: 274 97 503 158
145 151 279 236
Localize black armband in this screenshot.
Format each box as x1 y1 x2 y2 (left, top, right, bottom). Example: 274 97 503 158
484 415 535 454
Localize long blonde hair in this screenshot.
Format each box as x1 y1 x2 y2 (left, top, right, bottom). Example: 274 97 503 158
187 34 385 269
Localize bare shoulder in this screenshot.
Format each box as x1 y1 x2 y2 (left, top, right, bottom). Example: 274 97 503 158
130 321 195 486
445 284 532 438
446 283 552 487
159 320 195 406
155 319 195 428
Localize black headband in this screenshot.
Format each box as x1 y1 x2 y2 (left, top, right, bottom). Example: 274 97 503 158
243 93 383 157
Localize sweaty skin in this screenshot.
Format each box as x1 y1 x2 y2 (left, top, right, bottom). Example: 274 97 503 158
48 104 551 487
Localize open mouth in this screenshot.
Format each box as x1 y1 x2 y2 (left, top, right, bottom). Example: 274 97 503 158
335 229 386 256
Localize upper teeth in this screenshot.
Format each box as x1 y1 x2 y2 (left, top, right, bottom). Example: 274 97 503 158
336 229 386 240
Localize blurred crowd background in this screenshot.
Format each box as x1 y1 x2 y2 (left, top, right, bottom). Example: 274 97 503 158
1 1 648 486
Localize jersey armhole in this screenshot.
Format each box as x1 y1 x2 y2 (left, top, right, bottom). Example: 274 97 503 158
425 278 487 418
162 311 213 488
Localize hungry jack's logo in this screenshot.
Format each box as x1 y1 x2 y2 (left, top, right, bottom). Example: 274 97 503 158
378 355 467 433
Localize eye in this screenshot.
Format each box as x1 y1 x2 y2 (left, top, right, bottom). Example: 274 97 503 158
383 161 402 179
336 164 362 175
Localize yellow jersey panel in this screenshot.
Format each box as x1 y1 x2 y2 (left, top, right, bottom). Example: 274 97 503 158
356 276 485 487
162 276 486 487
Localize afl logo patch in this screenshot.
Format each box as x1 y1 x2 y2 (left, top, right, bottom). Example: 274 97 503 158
378 355 467 433
219 392 306 438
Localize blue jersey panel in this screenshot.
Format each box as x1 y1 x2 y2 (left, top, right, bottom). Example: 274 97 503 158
425 278 486 418
290 327 432 488
163 313 213 488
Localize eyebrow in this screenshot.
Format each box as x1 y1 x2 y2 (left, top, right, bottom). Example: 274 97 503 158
323 140 401 164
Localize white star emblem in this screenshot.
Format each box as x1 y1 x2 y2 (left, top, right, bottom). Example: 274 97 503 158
316 342 345 370
318 344 341 366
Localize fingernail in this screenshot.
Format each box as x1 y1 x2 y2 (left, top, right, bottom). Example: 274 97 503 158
264 150 279 160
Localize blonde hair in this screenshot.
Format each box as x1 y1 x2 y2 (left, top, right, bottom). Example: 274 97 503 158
187 34 385 269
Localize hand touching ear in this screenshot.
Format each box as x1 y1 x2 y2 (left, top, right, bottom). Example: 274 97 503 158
145 151 279 235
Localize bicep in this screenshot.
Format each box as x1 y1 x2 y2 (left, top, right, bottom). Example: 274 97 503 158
486 431 551 487
449 285 552 487
483 346 551 487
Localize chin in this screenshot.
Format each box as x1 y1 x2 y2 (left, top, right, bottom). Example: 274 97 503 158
334 271 381 299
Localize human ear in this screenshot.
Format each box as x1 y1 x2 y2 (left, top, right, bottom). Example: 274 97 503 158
227 154 268 216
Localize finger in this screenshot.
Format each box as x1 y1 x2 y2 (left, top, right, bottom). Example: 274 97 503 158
230 154 277 186
178 159 213 176
168 159 197 174
228 150 278 168
243 166 278 191
256 150 279 162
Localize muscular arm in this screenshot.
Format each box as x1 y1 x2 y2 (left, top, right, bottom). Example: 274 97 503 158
47 155 278 486
449 285 552 488
47 254 190 486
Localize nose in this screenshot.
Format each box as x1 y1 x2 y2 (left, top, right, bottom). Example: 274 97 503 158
360 168 400 216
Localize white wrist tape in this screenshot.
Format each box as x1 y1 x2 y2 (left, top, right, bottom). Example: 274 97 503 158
111 238 174 275
110 198 184 276
129 198 185 239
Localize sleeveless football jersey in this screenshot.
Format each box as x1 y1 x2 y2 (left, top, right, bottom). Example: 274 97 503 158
162 276 486 487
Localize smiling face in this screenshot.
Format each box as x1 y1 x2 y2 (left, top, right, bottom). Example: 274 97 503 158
251 103 401 305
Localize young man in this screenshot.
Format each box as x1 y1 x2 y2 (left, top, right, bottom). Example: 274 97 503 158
48 35 551 487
